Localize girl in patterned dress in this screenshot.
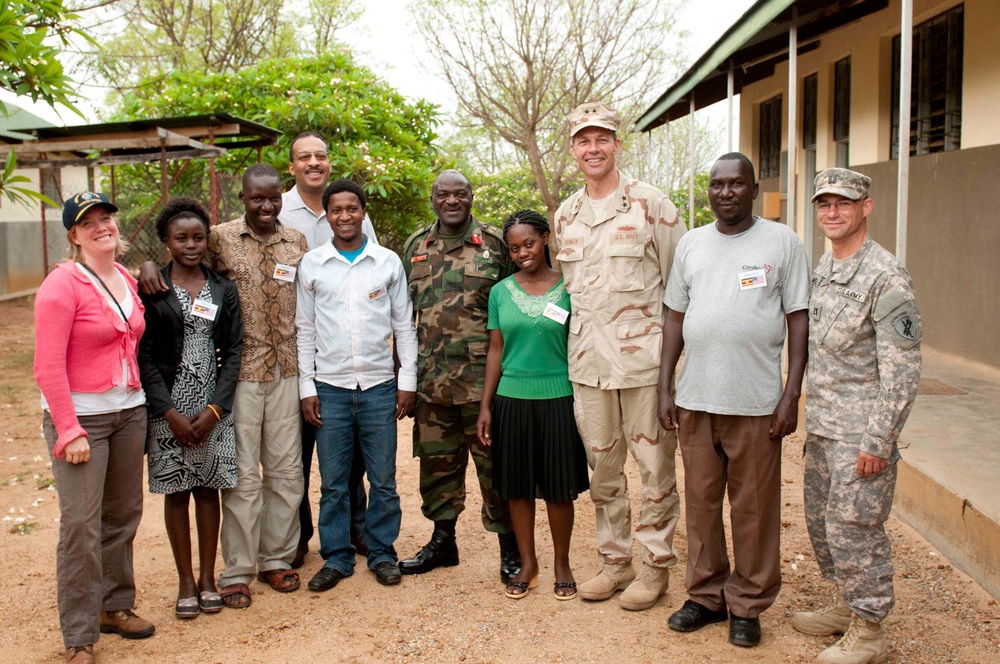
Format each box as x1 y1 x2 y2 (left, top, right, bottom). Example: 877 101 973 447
477 209 589 601
138 198 243 618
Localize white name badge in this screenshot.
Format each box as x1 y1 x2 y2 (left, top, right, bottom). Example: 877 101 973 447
738 268 767 291
542 302 570 325
191 298 219 321
273 263 297 282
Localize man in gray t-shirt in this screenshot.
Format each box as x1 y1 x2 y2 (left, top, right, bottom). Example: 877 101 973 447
657 153 809 649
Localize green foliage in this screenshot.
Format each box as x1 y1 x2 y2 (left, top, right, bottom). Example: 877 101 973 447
469 165 548 228
112 52 440 252
670 171 715 229
0 0 87 114
0 151 58 207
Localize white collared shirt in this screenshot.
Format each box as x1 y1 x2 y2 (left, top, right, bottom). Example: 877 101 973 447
296 236 417 397
281 185 379 250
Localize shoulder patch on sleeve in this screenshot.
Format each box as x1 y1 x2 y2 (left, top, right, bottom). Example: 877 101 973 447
873 286 921 347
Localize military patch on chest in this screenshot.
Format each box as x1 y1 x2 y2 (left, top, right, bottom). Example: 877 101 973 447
411 254 428 263
835 286 867 303
614 224 640 241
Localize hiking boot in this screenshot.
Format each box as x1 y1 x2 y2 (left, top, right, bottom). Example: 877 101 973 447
817 614 888 664
793 597 853 636
65 645 94 663
619 564 669 611
99 609 155 639
578 562 635 601
498 532 521 583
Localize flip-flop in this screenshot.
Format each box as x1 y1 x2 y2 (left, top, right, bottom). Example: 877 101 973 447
175 596 200 619
220 583 252 609
554 581 578 601
199 590 224 613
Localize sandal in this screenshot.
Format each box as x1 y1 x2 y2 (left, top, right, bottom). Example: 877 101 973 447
257 568 300 593
199 590 224 613
505 574 539 599
554 581 578 601
175 596 200 619
219 583 252 609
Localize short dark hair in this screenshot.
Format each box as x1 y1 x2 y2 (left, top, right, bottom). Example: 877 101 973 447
242 163 281 189
289 131 326 162
155 196 211 241
322 178 367 212
714 152 757 185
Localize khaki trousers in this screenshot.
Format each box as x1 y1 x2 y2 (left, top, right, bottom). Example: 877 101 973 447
44 406 147 649
677 409 781 619
219 370 303 586
573 383 679 567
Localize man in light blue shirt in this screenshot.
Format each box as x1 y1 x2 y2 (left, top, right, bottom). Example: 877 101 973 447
295 178 417 590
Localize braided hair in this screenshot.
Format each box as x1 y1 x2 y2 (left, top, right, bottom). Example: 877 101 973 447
155 196 211 241
502 208 552 269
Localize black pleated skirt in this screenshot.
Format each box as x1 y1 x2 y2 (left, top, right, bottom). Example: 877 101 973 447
491 394 590 502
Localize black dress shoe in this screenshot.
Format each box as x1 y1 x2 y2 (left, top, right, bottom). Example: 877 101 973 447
399 529 459 575
668 599 729 633
373 561 402 586
498 533 521 583
307 567 345 592
729 615 762 647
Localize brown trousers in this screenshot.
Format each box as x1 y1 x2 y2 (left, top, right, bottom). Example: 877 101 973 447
43 406 147 649
677 409 781 619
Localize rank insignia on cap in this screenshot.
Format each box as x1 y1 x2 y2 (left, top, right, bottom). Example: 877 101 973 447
471 234 482 245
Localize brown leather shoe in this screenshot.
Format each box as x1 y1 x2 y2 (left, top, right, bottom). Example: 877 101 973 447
65 645 94 663
100 609 155 639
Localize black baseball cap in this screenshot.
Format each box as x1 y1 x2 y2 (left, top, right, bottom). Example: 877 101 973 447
62 192 119 230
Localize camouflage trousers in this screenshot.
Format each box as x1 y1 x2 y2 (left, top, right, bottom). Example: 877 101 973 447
804 433 897 622
573 383 680 568
412 401 512 533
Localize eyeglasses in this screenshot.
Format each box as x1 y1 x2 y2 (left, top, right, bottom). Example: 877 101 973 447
294 151 329 162
815 197 866 213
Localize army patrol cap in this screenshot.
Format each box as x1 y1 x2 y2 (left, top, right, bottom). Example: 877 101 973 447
567 102 620 137
811 168 871 203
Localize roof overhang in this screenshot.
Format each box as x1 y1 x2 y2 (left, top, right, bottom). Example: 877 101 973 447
635 0 890 132
0 113 281 168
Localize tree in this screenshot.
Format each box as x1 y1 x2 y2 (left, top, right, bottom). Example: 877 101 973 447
618 114 722 194
413 0 687 217
78 0 362 94
112 51 440 256
0 0 89 206
669 171 715 229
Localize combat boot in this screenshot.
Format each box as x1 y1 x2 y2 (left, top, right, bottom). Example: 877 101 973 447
399 520 459 575
498 532 522 583
619 563 669 611
817 614 888 664
578 562 635 601
793 597 853 636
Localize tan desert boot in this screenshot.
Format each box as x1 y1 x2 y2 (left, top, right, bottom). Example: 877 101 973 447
817 614 889 664
578 562 635 601
793 596 853 636
619 563 669 611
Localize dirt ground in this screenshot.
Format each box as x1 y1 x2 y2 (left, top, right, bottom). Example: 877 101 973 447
1 296 999 663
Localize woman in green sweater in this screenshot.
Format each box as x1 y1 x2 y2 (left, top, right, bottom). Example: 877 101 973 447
477 209 589 601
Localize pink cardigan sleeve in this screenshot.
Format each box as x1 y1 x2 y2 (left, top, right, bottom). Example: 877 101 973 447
33 272 88 458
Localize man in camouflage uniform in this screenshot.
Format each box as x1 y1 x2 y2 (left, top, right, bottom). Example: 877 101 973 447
398 169 520 582
550 102 685 611
794 168 922 664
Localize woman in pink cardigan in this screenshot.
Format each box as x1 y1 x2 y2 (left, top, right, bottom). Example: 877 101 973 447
34 192 155 664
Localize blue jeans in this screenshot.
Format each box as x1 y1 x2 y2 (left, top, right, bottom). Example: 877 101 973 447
314 380 400 575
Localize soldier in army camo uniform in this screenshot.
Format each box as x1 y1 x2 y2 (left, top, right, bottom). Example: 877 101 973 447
794 168 922 664
397 170 520 583
551 102 685 612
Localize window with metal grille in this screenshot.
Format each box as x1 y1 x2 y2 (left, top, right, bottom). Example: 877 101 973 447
759 95 782 179
891 4 963 158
